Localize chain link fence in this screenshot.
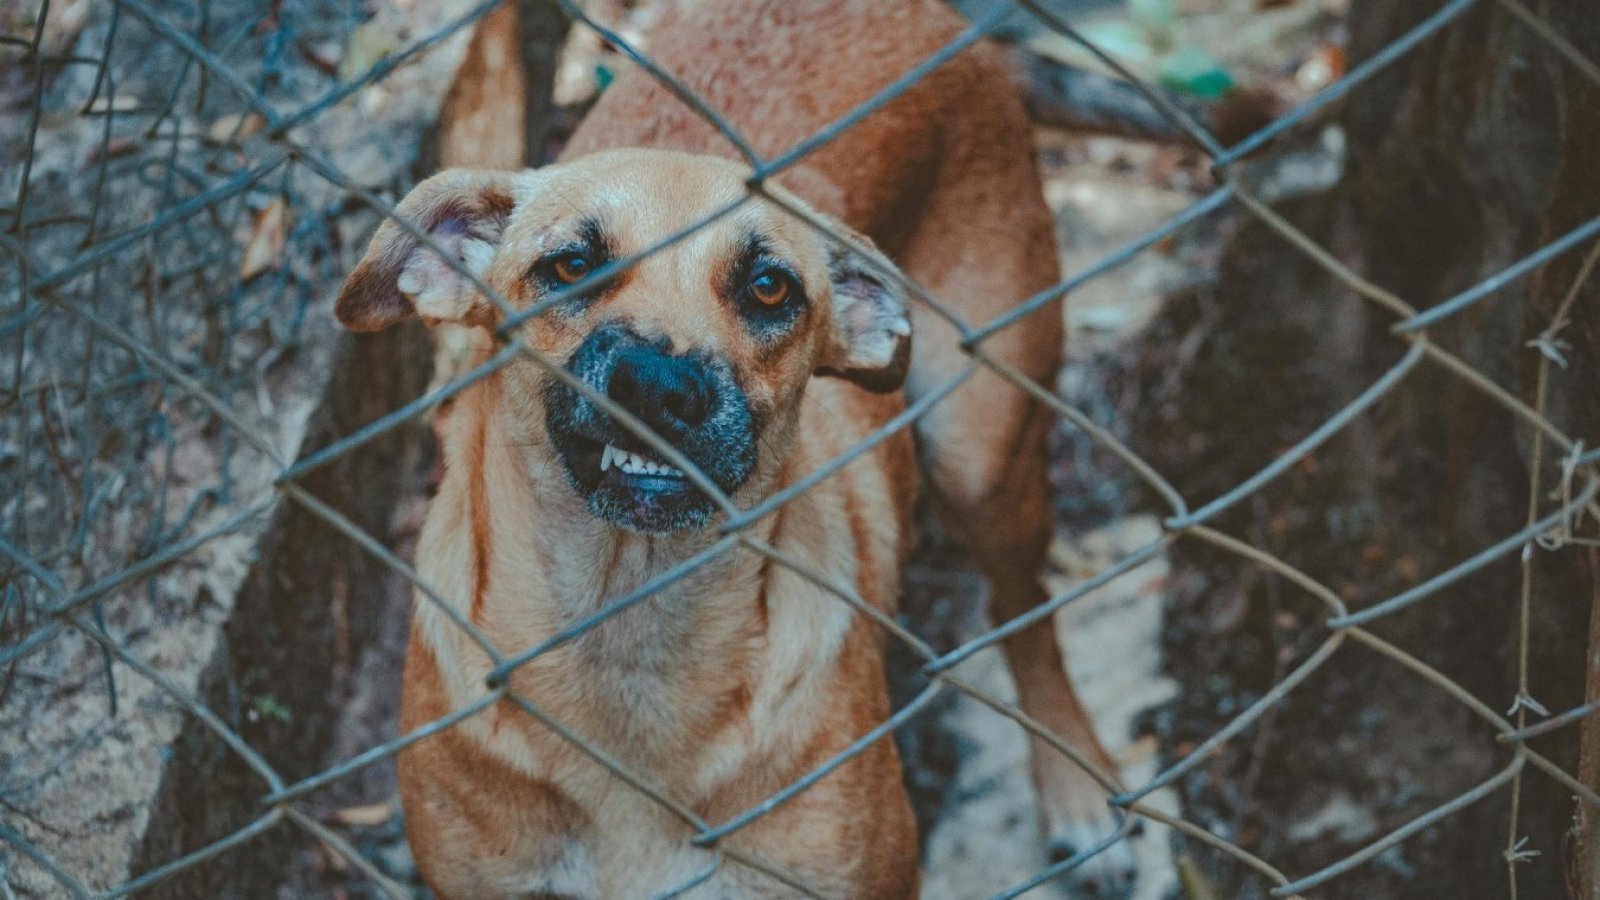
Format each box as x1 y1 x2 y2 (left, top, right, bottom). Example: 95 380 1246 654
2 0 1598 897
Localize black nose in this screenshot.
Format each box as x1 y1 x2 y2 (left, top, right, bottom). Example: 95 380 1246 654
606 345 715 437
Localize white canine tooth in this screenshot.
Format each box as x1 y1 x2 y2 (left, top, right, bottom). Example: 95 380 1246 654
601 445 691 477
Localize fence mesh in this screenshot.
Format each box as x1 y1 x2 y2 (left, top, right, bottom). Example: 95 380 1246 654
2 0 1598 897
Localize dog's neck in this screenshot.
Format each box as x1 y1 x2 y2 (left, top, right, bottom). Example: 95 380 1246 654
423 368 802 668
412 359 899 789
413 367 861 769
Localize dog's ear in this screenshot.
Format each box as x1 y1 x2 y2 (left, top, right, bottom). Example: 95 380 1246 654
335 169 518 332
816 228 912 394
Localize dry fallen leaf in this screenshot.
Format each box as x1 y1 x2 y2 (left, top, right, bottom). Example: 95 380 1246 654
1177 854 1223 900
1296 44 1348 92
240 197 289 282
205 112 265 145
85 136 140 164
85 95 142 114
338 21 397 83
330 801 394 827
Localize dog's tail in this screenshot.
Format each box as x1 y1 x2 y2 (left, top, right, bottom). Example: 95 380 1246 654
435 0 569 172
437 2 527 170
1010 47 1278 147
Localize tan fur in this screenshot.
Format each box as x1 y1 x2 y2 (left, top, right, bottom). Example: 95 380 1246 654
340 2 1130 897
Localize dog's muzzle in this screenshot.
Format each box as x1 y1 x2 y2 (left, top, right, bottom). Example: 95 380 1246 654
543 323 758 533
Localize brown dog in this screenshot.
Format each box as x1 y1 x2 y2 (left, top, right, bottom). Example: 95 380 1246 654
334 1 1131 896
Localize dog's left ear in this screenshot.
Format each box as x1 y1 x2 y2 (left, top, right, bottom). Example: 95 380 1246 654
816 230 912 394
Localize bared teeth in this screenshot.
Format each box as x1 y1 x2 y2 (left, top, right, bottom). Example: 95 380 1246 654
599 443 686 478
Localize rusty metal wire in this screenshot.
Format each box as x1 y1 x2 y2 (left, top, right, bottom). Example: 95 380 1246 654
2 0 1598 897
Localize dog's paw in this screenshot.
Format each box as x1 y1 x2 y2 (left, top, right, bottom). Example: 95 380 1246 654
1044 808 1138 898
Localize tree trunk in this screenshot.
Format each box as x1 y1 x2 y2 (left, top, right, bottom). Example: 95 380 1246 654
1138 1 1599 897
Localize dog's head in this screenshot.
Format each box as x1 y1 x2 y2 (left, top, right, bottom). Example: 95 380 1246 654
335 149 910 534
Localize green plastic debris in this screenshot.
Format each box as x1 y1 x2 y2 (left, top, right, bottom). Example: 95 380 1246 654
1158 46 1236 99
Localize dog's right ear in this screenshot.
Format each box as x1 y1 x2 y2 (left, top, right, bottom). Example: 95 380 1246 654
335 169 518 332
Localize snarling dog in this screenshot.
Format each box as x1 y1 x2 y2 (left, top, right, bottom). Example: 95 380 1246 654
334 0 1132 896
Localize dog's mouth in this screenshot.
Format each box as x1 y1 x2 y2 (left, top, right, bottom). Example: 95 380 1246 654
547 424 749 535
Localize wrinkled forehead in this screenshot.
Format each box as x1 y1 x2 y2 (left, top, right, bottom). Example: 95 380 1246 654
505 150 822 268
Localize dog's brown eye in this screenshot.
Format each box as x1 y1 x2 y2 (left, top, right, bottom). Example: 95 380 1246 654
553 253 592 284
748 271 791 307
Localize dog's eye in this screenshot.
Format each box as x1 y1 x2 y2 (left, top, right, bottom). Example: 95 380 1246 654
747 270 792 308
552 252 593 284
